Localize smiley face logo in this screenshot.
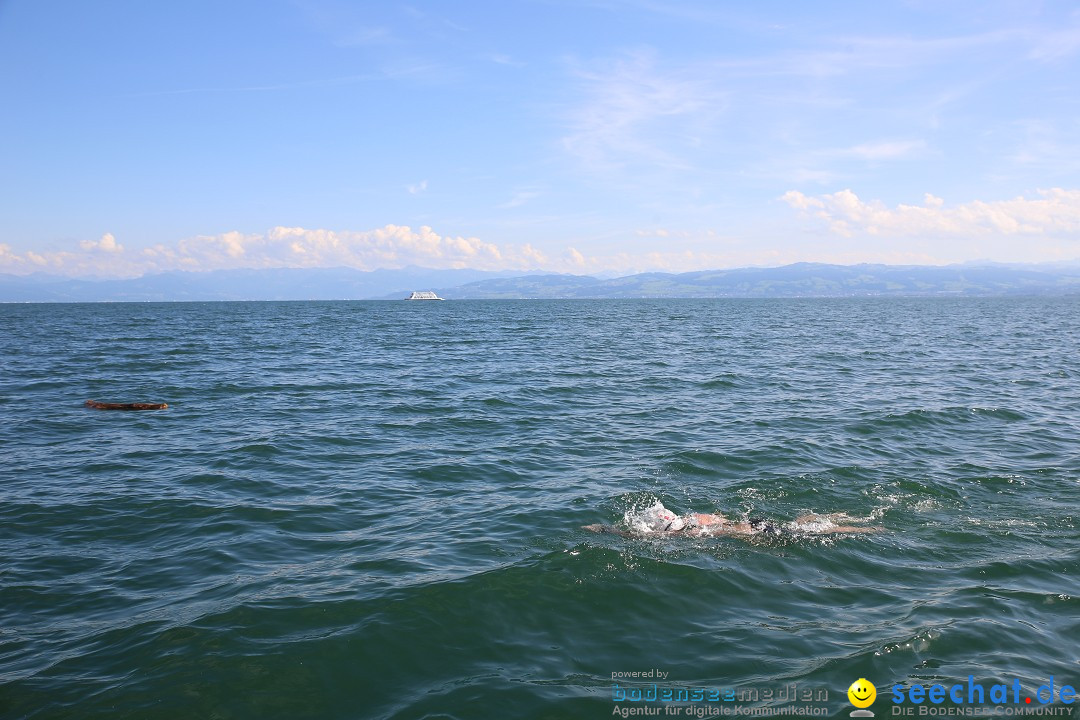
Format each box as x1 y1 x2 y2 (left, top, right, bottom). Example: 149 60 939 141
848 678 877 708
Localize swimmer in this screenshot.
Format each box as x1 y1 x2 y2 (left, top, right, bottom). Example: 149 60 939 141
583 501 880 538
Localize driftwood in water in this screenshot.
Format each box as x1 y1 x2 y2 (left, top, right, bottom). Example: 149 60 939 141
85 399 168 411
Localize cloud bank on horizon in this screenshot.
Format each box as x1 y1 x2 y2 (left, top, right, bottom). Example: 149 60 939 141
1 1 1079 277
5 187 1080 278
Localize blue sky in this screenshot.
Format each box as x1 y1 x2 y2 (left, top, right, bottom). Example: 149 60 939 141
1 0 1079 277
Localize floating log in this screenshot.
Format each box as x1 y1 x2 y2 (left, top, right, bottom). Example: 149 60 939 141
85 399 168 411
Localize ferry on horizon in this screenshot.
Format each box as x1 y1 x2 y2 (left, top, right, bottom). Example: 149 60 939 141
406 291 444 301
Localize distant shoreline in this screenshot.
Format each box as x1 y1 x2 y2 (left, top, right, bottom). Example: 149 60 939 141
4 295 1080 306
4 262 1080 302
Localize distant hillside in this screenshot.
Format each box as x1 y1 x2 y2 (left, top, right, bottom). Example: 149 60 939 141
4 262 1080 302
423 263 1080 299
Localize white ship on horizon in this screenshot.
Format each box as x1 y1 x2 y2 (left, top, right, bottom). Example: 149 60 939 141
406 291 444 300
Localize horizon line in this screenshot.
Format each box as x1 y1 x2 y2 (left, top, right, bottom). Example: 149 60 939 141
5 258 1080 282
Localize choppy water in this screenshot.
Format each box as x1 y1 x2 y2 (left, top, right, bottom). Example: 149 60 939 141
1 298 1078 719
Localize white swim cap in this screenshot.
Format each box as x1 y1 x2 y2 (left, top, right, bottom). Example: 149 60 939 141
665 516 687 532
633 501 686 532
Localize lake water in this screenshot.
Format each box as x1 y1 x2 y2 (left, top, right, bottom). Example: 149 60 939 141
1 298 1078 719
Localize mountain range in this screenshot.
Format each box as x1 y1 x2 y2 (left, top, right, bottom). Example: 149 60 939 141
4 263 1080 302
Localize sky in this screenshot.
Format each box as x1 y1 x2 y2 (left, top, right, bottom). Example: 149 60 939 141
1 0 1079 278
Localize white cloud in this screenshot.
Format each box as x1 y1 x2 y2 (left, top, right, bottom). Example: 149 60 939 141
561 50 725 173
550 246 775 276
840 140 926 160
407 180 428 194
772 30 1020 78
0 224 762 277
1 233 131 276
0 225 553 277
497 190 540 209
1003 119 1080 175
782 188 1080 238
336 26 392 46
1028 27 1080 62
487 53 523 67
295 2 393 47
635 227 719 239
0 244 21 266
79 232 124 253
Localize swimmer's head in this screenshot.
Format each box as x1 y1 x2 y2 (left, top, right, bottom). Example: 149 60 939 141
632 502 686 532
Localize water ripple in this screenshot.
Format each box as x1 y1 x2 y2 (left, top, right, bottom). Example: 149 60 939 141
1 298 1078 719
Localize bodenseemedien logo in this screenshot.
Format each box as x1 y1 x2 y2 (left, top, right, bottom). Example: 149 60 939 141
848 678 877 717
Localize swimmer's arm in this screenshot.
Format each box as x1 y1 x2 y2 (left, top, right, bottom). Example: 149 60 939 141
583 523 702 538
694 522 754 536
792 513 883 534
582 520 754 538
582 523 634 537
824 525 882 534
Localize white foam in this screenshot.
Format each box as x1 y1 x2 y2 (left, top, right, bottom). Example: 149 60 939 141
623 500 684 533
789 518 837 533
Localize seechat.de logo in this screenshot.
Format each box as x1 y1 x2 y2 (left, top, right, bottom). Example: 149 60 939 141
848 678 877 717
